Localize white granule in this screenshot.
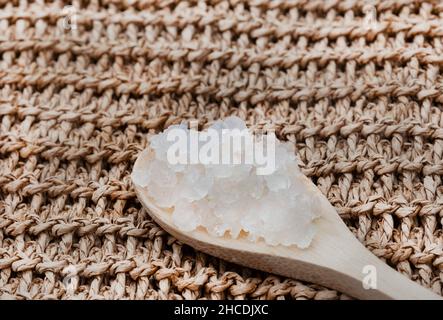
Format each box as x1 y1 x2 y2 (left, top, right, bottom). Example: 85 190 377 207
132 117 321 248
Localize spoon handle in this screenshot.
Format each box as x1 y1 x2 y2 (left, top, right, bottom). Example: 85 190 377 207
283 188 443 300
246 227 442 299
308 232 442 300
353 254 441 300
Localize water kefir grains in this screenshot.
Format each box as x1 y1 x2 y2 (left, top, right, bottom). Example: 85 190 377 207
133 117 322 248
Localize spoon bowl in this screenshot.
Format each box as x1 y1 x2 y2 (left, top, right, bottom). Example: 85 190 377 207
133 148 442 300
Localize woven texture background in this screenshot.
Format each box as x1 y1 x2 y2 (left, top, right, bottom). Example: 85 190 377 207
1 0 443 299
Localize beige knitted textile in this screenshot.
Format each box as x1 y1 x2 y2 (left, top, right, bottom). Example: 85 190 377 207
1 0 443 300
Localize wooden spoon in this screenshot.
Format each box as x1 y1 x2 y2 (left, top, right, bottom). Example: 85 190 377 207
132 148 442 300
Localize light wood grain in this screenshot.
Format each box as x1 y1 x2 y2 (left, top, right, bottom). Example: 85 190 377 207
133 149 442 300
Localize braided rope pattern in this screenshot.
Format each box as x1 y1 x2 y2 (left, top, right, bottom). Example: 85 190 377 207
0 0 442 299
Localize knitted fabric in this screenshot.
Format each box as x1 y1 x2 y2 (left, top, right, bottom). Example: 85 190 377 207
0 0 442 299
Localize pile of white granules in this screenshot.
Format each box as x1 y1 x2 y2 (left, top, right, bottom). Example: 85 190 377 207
133 117 320 248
